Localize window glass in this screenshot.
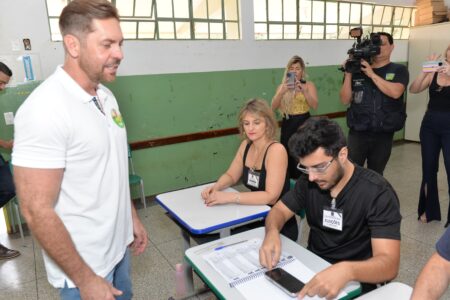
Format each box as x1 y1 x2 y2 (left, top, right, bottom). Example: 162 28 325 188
210 22 224 38
393 7 403 26
156 0 173 18
339 2 350 23
158 21 175 39
350 4 361 24
269 24 283 39
299 0 312 22
174 0 190 18
325 25 337 39
193 0 208 19
47 0 68 17
401 8 412 26
268 0 282 21
254 23 267 39
284 0 297 22
361 4 372 24
226 22 240 39
338 26 349 39
138 22 155 39
120 22 137 39
312 25 324 39
326 2 337 24
116 0 134 17
392 27 402 39
225 0 238 21
194 22 209 39
401 27 410 39
312 1 324 23
373 6 384 25
175 22 191 39
299 24 311 39
135 0 153 17
254 0 266 22
381 6 393 25
253 0 413 41
49 18 62 41
284 24 297 39
208 0 223 20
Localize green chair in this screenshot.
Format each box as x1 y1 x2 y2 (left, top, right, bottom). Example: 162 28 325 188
128 145 147 209
290 179 306 243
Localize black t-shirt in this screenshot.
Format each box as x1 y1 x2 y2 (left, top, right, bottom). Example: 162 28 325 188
282 165 401 263
428 72 450 112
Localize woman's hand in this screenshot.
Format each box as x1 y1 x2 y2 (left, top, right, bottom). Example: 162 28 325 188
204 191 234 206
295 80 307 93
201 185 215 200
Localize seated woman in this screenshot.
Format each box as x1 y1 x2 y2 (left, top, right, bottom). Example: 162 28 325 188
201 98 298 241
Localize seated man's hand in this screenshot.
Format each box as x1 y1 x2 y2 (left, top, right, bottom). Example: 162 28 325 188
259 229 282 270
297 262 351 300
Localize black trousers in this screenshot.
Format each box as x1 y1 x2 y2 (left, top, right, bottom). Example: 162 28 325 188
347 130 394 176
418 110 450 226
0 155 15 208
281 113 310 180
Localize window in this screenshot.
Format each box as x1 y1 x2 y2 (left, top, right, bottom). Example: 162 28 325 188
254 0 414 40
46 0 240 41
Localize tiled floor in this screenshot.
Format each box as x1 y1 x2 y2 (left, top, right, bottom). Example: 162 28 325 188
1 141 450 299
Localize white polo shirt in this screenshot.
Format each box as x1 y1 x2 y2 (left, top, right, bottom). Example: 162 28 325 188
12 66 133 288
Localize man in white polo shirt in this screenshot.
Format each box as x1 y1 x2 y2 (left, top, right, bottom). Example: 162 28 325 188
12 1 148 299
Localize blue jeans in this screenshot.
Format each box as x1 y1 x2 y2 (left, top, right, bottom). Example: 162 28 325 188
59 249 132 300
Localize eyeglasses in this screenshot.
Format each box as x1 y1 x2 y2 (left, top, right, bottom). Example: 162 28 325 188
297 158 335 175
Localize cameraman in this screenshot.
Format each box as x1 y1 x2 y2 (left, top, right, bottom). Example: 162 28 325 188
340 32 409 175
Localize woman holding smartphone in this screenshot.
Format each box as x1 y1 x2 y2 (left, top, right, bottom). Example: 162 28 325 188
410 45 450 226
272 55 318 179
201 99 298 241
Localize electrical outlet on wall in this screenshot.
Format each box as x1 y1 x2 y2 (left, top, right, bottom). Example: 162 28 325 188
4 112 14 125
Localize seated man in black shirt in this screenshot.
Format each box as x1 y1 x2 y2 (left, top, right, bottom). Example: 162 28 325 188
259 117 401 298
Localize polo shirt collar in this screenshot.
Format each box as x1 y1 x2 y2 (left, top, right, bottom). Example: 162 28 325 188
54 65 108 104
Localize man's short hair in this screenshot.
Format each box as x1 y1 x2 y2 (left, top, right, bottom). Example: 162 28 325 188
288 117 347 159
377 32 394 45
0 62 12 77
59 0 119 38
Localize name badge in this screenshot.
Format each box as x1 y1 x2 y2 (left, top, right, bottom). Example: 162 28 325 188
247 169 260 188
323 207 343 231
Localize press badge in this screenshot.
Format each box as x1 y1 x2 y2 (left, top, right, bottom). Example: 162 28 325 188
323 207 343 231
247 170 260 188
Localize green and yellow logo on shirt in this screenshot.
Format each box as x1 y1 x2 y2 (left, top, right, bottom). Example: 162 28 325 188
385 73 395 81
111 109 125 128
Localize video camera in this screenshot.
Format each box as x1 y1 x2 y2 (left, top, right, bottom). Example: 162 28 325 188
341 27 381 73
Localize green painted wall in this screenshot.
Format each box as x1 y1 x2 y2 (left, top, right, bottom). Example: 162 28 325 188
0 65 405 196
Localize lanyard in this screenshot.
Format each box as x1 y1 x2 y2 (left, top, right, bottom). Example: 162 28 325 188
92 97 104 115
331 198 336 209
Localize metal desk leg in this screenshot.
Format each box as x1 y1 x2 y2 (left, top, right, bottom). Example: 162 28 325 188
181 229 194 294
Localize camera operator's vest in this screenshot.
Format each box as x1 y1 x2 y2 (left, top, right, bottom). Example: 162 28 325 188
346 63 407 133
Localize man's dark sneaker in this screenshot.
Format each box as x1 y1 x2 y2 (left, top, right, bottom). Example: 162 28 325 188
0 243 20 260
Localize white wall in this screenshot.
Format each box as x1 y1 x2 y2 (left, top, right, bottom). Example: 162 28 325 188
0 0 410 79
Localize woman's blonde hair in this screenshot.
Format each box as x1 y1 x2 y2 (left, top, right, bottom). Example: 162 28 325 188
238 98 278 140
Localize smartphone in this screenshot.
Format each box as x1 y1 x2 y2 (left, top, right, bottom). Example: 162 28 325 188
423 60 443 73
286 71 296 88
264 268 305 297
